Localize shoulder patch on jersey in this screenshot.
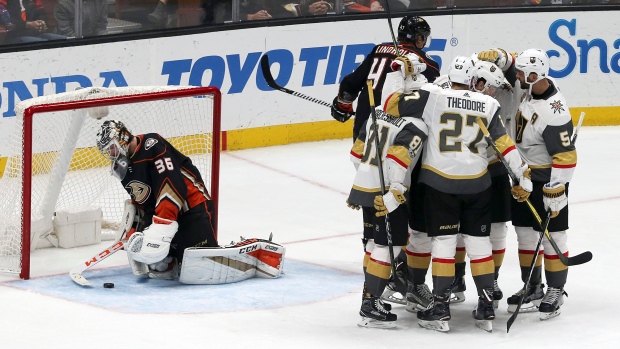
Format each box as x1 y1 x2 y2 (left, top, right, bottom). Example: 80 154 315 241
145 138 158 150
125 180 151 204
549 100 566 114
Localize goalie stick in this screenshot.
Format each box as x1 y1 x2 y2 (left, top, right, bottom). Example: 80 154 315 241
69 240 125 286
475 117 591 267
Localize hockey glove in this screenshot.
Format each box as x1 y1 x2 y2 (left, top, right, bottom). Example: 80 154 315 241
510 164 532 202
477 48 511 71
543 182 567 218
331 96 355 122
374 183 406 217
346 199 361 210
391 54 427 77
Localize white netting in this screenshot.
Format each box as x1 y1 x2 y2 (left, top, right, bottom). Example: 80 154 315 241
0 86 219 277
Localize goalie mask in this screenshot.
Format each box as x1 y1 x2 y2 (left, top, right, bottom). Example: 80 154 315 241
96 120 132 180
515 48 549 85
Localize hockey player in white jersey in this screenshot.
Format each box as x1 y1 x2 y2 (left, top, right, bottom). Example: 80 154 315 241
347 55 429 329
479 48 577 320
403 59 512 310
383 56 532 332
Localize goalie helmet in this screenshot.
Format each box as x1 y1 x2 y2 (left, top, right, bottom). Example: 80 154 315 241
514 48 549 85
448 56 476 87
398 16 431 45
96 120 133 180
472 61 504 96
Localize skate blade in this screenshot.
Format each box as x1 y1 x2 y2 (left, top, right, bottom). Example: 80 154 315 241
451 291 466 303
405 300 432 313
418 320 449 332
475 320 493 332
381 290 406 305
539 309 561 320
405 302 418 313
358 317 396 329
507 300 541 313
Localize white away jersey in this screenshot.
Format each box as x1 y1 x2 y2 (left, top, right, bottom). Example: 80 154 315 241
513 79 576 183
386 84 519 194
348 109 428 207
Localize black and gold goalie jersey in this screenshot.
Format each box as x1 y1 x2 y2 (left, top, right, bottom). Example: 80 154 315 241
121 133 210 223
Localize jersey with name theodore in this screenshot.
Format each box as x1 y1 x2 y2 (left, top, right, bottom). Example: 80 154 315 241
120 133 210 222
386 84 516 195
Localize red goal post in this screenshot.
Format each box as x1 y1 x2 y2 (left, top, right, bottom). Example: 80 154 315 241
0 86 221 280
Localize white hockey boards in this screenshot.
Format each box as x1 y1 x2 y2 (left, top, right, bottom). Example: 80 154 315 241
0 86 221 279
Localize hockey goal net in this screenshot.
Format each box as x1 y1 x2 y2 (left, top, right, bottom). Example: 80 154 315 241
0 86 221 279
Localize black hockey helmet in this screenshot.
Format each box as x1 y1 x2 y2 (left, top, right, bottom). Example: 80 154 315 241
398 16 431 44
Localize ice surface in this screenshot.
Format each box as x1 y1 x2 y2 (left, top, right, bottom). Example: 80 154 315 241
0 126 617 348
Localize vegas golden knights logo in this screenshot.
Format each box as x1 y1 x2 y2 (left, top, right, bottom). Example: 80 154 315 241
125 180 151 204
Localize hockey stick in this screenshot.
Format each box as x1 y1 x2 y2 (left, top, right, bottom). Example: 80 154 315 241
572 111 585 145
506 210 552 333
69 240 125 286
366 80 407 295
381 0 400 56
260 55 332 108
475 118 592 266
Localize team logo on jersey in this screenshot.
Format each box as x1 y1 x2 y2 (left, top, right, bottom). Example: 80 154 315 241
549 100 565 114
125 180 151 203
145 138 158 150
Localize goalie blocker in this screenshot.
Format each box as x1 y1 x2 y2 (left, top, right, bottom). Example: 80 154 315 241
179 238 286 284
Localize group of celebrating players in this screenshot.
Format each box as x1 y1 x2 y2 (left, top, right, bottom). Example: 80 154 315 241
332 16 576 332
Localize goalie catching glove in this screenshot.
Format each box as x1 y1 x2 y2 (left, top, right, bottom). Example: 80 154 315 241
374 183 406 217
391 54 427 77
510 163 533 202
543 182 568 218
331 91 355 122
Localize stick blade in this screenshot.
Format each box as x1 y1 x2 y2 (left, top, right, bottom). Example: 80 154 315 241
567 251 593 266
69 269 92 286
260 54 278 90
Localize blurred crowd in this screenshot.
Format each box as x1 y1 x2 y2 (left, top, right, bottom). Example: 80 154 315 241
0 0 617 46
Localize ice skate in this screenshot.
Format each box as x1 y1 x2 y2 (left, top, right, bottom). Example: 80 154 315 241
507 283 544 313
405 282 433 313
380 263 407 305
472 288 495 332
147 257 179 280
492 279 503 309
417 294 450 332
539 286 567 320
450 275 466 303
380 279 406 306
358 295 397 329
